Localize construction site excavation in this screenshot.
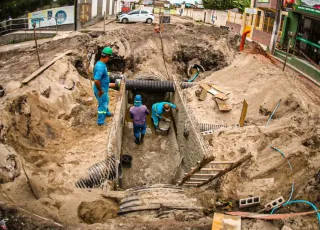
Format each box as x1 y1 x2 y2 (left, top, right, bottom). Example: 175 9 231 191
0 17 319 230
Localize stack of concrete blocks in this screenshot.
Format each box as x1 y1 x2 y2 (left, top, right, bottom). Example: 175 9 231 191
201 130 214 140
239 196 260 209
264 196 285 211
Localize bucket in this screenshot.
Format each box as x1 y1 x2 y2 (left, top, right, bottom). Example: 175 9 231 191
0 85 5 97
121 154 132 168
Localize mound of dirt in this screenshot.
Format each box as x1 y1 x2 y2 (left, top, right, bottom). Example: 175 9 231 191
183 52 320 229
78 199 119 224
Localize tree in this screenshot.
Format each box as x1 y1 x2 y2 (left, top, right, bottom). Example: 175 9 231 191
232 0 250 12
203 0 249 11
203 0 234 10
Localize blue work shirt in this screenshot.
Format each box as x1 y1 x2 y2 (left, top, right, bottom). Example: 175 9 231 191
153 102 176 118
93 61 109 94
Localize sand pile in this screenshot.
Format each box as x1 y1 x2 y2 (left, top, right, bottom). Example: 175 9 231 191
0 55 120 226
183 52 320 229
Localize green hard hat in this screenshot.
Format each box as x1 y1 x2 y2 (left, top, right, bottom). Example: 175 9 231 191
101 47 113 57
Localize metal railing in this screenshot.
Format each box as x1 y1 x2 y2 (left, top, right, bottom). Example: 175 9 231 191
0 16 62 36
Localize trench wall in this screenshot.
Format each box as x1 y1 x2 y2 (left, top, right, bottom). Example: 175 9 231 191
106 81 127 182
171 82 207 179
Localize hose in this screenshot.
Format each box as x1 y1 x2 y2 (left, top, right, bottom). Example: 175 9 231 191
266 100 281 128
180 82 195 89
125 80 175 92
188 68 199 82
270 146 295 216
273 200 320 228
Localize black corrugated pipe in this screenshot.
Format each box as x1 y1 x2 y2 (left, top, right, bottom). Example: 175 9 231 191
109 73 126 83
180 82 196 89
125 80 175 92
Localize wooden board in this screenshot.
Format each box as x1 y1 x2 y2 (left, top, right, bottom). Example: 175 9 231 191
210 84 224 93
214 92 228 100
200 83 211 91
21 50 73 84
208 88 219 95
199 88 207 101
212 213 241 230
239 99 248 127
214 98 232 112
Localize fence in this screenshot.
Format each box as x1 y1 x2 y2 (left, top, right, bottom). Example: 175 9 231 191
0 16 63 36
227 12 243 24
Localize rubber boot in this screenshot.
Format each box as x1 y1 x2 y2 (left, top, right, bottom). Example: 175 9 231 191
134 136 140 145
140 134 145 143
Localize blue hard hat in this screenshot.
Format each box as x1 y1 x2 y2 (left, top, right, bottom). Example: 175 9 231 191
134 95 142 102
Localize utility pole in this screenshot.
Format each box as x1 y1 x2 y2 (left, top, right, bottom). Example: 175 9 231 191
270 0 282 55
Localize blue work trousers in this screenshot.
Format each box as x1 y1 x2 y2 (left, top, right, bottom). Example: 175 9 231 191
133 123 146 139
94 92 111 125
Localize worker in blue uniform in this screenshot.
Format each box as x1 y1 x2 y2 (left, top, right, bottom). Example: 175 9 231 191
151 102 179 129
93 47 113 125
130 95 149 145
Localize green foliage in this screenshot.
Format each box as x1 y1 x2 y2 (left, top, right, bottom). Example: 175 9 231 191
203 0 234 10
203 0 250 11
232 0 250 12
0 0 74 21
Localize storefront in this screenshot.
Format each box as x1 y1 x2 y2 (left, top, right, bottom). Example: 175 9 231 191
282 0 320 65
295 13 320 65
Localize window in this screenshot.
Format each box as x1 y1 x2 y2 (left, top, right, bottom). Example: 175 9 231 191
129 11 139 15
296 16 320 65
263 12 275 33
255 11 262 28
141 11 149 14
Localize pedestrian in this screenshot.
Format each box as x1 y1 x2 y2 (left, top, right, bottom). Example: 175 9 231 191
93 47 113 126
151 102 178 129
129 95 149 145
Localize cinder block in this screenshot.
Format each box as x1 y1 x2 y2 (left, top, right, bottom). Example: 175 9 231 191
201 130 214 140
239 196 260 209
264 196 285 211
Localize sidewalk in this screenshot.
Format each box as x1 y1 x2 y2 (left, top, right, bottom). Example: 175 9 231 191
80 17 123 32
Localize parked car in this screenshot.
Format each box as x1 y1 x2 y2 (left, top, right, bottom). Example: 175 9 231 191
118 10 154 24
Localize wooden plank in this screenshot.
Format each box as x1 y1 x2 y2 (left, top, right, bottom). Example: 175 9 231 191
214 98 232 112
21 50 73 84
212 213 241 230
210 84 224 93
208 161 235 164
197 154 253 187
190 173 217 176
178 155 215 186
199 88 207 101
182 182 201 184
189 178 209 181
239 99 248 127
214 92 228 100
191 167 224 171
208 88 219 95
200 83 211 91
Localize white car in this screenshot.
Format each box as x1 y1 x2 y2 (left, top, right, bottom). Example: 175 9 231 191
118 10 154 24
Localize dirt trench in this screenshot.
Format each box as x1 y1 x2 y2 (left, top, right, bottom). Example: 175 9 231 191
0 19 318 230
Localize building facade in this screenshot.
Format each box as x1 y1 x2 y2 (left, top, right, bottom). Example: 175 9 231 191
280 1 320 65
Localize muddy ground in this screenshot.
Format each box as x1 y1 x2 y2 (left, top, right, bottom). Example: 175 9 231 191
0 16 319 229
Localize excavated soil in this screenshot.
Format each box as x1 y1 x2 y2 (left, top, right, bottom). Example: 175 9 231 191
0 17 319 229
